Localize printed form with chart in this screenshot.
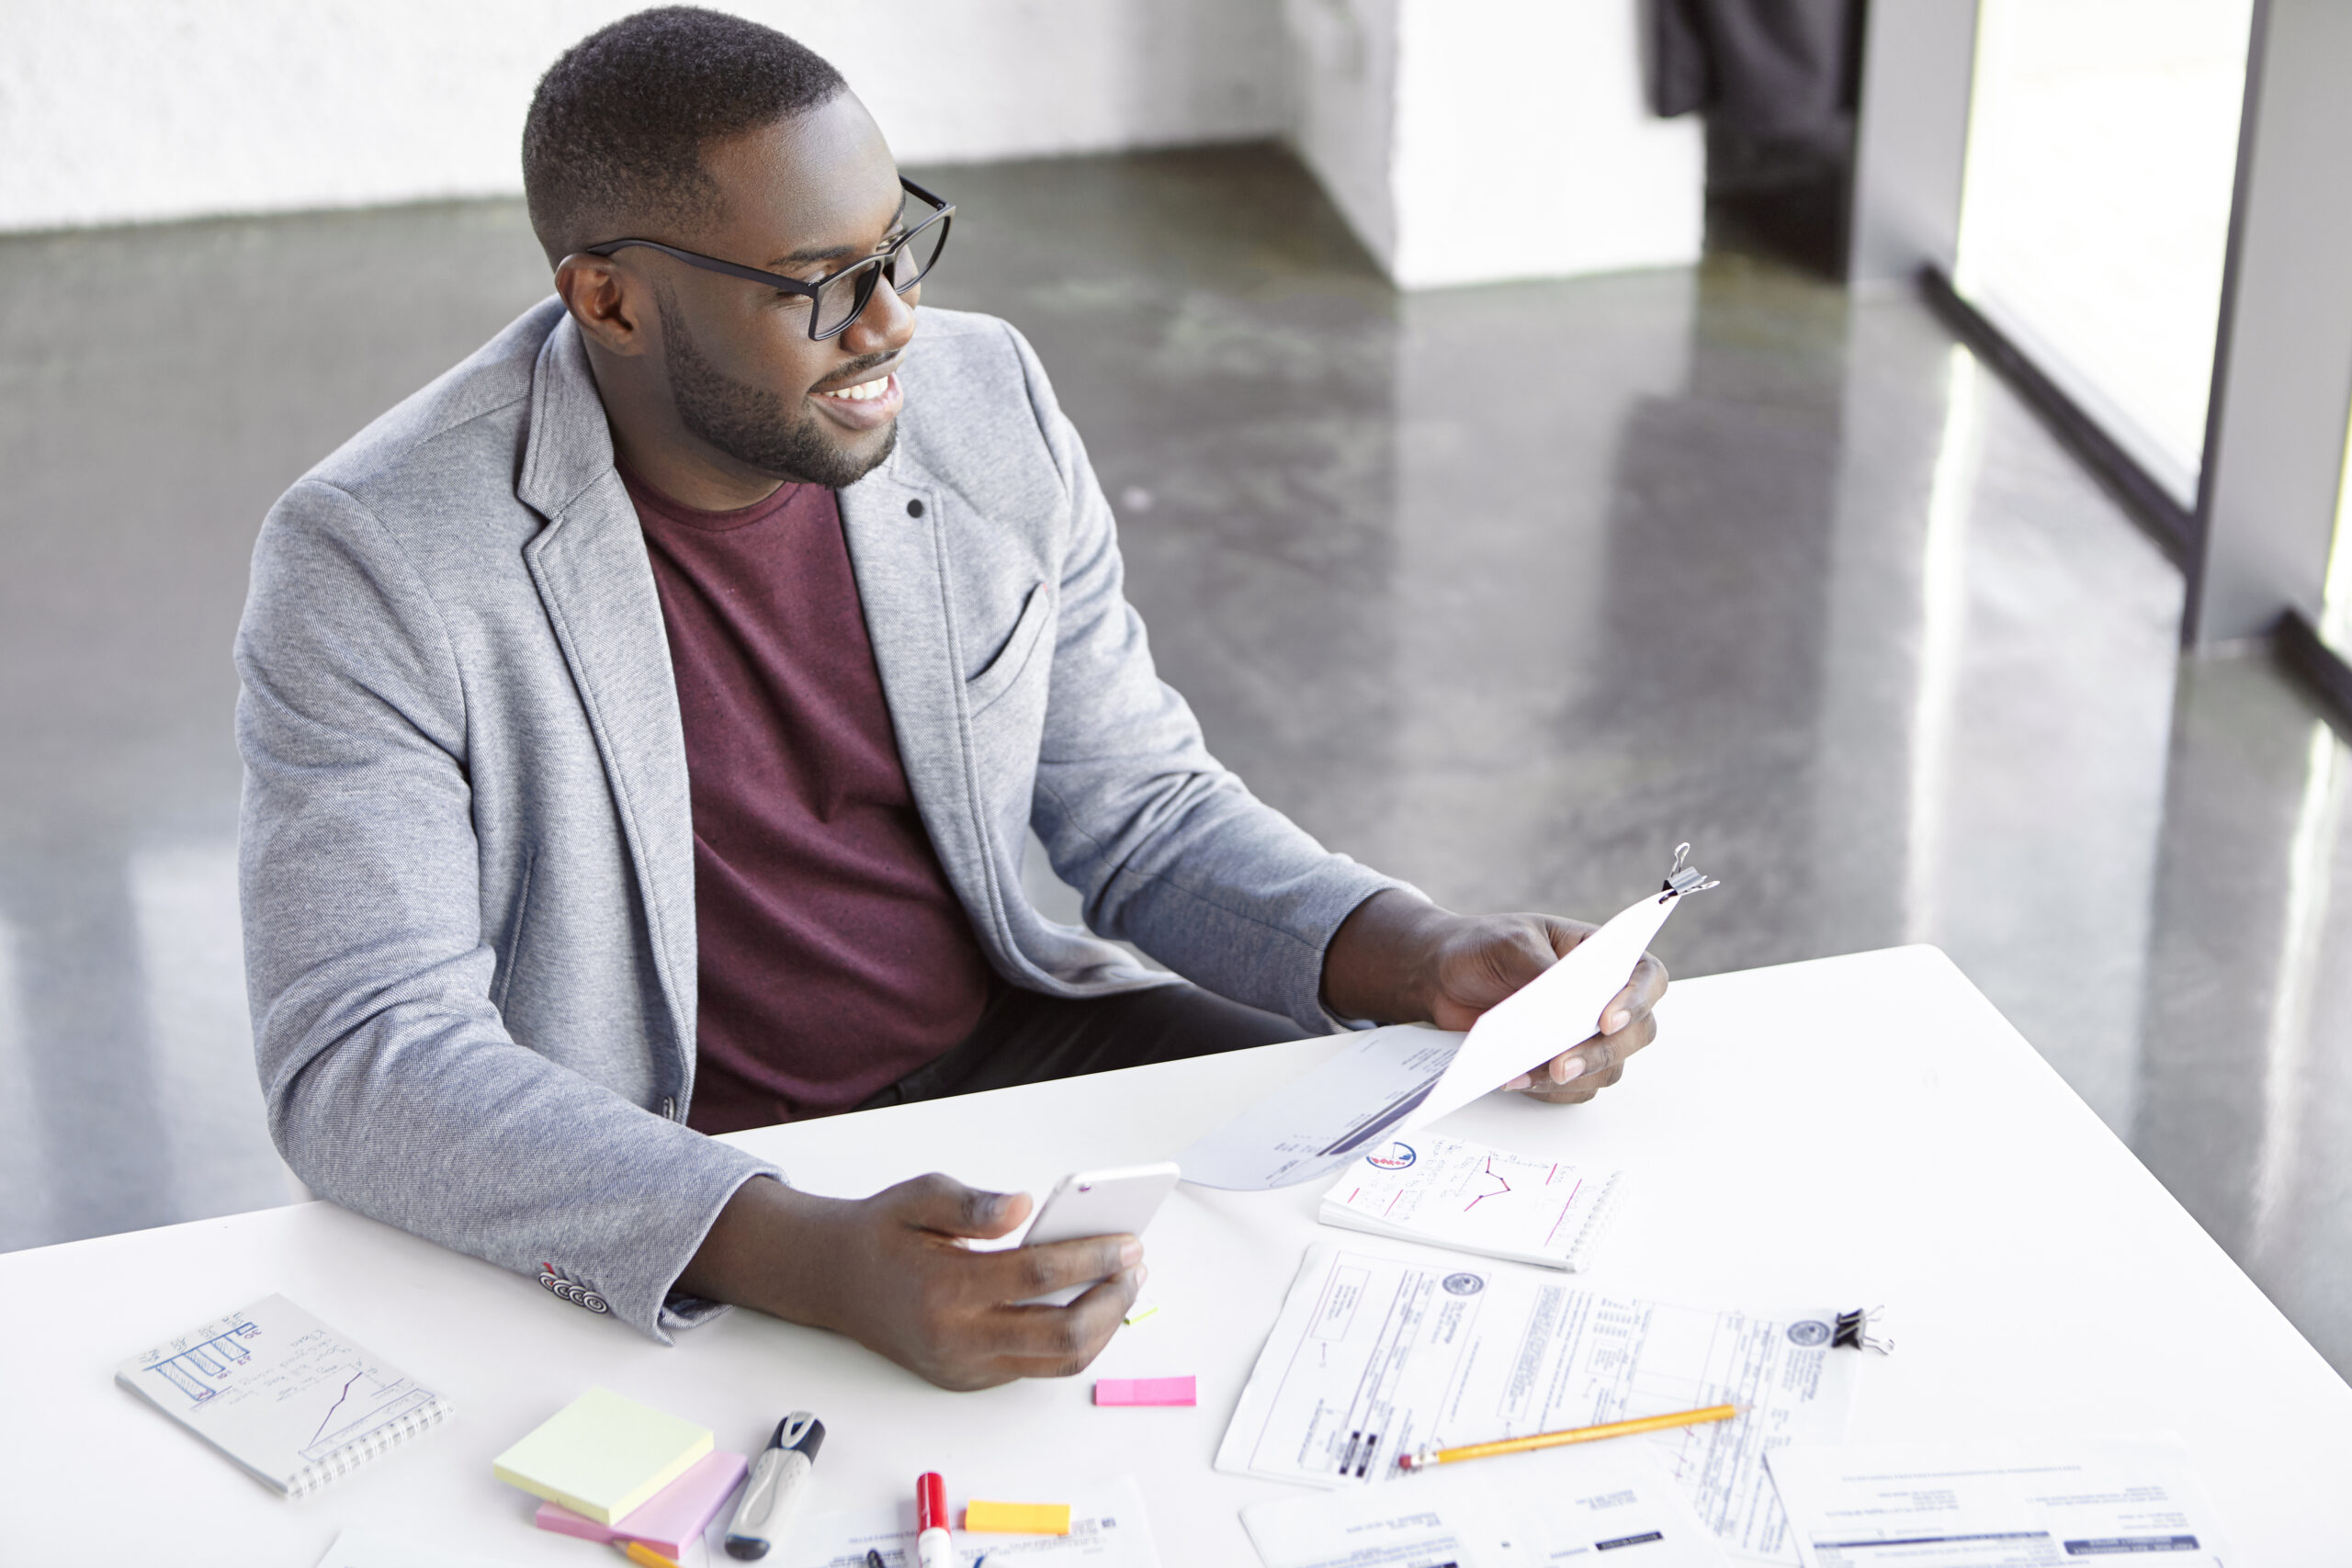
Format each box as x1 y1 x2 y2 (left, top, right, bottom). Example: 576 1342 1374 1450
1319 1133 1630 1270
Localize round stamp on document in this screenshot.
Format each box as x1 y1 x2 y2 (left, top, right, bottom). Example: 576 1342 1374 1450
1367 1142 1417 1171
1786 1319 1832 1347
1442 1272 1487 1296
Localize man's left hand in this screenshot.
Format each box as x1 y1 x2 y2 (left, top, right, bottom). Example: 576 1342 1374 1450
1321 890 1668 1105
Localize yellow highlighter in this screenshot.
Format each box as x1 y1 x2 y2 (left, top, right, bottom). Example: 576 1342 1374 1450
964 1499 1073 1536
612 1540 681 1568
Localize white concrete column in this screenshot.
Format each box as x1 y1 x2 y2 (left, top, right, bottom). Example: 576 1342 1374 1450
1284 0 1703 289
1846 0 1981 287
2189 0 2352 646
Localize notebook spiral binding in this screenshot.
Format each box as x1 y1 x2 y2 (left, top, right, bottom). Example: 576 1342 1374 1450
285 1395 455 1499
1563 1169 1633 1269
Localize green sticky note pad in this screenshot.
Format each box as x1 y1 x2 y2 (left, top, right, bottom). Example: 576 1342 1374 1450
492 1387 714 1526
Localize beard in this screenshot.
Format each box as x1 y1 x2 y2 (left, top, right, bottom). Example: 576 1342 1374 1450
656 286 897 490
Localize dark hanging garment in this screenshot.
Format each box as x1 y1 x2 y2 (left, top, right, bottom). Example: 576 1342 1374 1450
1645 0 1865 147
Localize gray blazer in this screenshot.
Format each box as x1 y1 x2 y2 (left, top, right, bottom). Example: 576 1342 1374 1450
236 299 1402 1340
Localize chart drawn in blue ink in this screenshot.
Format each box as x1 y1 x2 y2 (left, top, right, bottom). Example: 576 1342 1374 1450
116 1296 452 1498
142 1315 262 1404
133 1306 435 1463
299 1365 435 1462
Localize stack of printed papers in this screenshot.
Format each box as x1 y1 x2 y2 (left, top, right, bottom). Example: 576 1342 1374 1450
1217 1244 1860 1563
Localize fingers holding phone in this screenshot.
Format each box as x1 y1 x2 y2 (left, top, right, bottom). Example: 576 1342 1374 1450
1011 1163 1182 1306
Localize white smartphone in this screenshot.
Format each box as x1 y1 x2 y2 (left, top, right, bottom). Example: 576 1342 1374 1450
1014 1161 1182 1307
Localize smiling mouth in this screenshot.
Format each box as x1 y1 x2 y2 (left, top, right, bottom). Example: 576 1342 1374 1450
817 373 893 402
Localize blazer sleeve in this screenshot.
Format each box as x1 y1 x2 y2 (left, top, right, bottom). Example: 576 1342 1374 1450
1002 322 1417 1032
235 479 775 1342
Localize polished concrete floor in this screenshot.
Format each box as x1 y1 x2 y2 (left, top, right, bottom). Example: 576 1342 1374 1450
3 145 2346 1376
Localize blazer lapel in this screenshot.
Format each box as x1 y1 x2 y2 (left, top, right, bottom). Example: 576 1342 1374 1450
515 318 699 1077
838 460 1012 957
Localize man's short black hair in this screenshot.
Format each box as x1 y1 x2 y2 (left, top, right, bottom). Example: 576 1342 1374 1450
523 6 848 264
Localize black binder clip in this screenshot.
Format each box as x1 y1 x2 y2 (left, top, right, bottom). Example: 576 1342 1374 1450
1834 1306 1894 1355
1659 842 1721 904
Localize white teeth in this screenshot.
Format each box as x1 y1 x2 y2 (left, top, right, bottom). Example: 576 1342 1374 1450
822 375 890 401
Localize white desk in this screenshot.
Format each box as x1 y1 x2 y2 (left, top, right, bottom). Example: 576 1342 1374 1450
5 947 2347 1563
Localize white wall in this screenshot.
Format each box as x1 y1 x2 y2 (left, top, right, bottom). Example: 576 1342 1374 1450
1283 0 1401 267
1 0 1699 287
1285 0 1702 288
0 0 1291 232
1389 0 1702 287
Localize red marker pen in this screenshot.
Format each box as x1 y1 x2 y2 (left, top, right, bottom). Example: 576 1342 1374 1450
915 1472 952 1568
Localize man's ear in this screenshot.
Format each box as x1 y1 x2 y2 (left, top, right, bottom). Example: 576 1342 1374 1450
555 254 653 356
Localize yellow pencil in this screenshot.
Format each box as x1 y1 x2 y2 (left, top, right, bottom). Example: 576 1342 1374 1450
1396 1403 1740 1470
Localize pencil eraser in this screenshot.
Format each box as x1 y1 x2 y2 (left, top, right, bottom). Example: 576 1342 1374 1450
964 1500 1072 1535
1093 1375 1196 1407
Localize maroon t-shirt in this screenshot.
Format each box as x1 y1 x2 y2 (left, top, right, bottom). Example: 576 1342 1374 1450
625 466 993 1134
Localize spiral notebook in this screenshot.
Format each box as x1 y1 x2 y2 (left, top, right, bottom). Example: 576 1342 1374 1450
116 1294 451 1497
1317 1134 1630 1270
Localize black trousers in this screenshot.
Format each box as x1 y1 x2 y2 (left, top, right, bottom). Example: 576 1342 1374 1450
854 978 1301 1112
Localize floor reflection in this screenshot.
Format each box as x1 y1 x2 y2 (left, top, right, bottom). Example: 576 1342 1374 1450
0 144 2344 1380
0 199 556 1249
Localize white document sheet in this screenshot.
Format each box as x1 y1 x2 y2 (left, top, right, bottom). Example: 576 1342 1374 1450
1409 888 1679 1130
1242 1442 1730 1567
314 1530 508 1568
1175 1023 1463 1190
1177 888 1682 1191
1764 1437 2239 1567
736 1473 1159 1568
1216 1245 1858 1565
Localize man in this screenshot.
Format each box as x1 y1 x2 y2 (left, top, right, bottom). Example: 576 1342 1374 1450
237 7 1665 1392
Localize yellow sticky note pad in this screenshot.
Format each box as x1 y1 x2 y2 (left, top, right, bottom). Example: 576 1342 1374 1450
492 1386 713 1526
965 1500 1073 1535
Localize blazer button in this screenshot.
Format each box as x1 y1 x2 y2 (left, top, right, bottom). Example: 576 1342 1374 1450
907 499 925 518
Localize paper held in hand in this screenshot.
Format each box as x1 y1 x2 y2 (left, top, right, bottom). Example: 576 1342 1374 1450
1176 846 1715 1191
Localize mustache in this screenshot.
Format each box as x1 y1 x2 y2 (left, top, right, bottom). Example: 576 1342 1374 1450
812 351 899 392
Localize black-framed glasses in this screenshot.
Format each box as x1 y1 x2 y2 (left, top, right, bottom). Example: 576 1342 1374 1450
584 176 953 341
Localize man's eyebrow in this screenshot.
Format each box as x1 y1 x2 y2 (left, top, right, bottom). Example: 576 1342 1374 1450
768 193 912 269
770 241 863 266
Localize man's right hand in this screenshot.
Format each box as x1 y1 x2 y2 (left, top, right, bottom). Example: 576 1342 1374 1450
676 1172 1145 1392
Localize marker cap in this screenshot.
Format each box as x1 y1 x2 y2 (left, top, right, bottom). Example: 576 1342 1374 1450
917 1472 946 1534
774 1412 825 1462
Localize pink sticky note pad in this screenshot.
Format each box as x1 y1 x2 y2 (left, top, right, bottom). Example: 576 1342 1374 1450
1094 1375 1196 1407
535 1449 750 1557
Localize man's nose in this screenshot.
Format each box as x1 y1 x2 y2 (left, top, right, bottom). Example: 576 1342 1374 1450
841 275 917 356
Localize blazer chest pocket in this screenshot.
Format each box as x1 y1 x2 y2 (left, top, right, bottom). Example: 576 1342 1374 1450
967 580 1055 716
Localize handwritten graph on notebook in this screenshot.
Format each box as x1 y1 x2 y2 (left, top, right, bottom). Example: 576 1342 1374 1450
300 1362 435 1461
119 1295 452 1497
135 1306 436 1463
141 1315 264 1403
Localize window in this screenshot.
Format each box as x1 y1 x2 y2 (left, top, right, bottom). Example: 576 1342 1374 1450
1952 0 2255 507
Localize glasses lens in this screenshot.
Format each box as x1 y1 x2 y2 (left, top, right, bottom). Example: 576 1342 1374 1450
809 259 882 338
887 214 950 294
